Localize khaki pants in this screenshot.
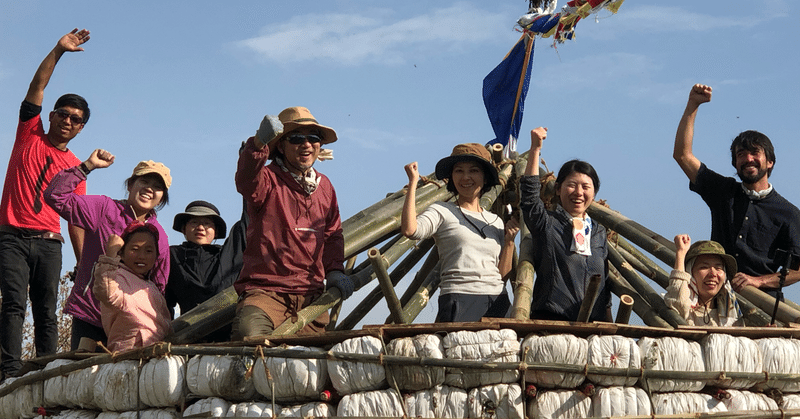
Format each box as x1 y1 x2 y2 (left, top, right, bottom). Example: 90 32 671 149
231 290 329 339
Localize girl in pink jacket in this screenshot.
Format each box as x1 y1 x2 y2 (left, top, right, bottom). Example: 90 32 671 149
93 221 172 352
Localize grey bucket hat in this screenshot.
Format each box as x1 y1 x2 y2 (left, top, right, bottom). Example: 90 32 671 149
685 240 737 276
172 200 227 239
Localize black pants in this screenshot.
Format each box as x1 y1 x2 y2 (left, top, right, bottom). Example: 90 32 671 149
437 292 511 322
70 317 108 351
0 233 61 376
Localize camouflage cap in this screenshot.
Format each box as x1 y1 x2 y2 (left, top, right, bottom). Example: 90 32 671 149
685 240 737 275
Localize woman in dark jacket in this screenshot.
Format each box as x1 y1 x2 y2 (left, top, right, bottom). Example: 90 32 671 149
166 200 247 342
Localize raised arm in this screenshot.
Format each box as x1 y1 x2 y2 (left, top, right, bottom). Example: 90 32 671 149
673 84 711 184
673 234 691 272
400 162 420 237
25 29 90 106
523 127 547 176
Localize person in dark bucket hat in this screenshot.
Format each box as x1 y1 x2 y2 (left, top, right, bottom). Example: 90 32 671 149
665 234 742 326
166 195 249 343
401 143 519 323
173 200 227 241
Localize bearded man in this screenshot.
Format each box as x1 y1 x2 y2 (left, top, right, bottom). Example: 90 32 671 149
673 83 800 297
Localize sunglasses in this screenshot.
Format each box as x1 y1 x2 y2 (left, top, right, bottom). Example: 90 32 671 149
285 133 322 145
54 108 84 125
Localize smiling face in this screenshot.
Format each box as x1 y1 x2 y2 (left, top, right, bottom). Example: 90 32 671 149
556 171 596 218
126 174 165 216
47 106 85 145
691 254 727 303
183 216 216 245
735 146 773 185
277 126 321 176
120 231 158 277
451 161 486 200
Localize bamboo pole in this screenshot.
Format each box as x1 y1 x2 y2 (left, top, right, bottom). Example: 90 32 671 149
576 274 603 323
368 248 407 324
607 245 687 328
616 294 634 324
338 238 435 331
607 268 672 329
738 285 800 325
398 245 440 308
168 285 238 344
490 143 504 164
587 202 676 267
511 152 535 319
402 262 442 323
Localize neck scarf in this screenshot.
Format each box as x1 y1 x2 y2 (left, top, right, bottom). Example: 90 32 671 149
742 183 772 200
276 157 319 195
570 215 592 256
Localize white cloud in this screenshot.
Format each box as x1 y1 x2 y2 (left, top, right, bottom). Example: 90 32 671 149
237 3 508 66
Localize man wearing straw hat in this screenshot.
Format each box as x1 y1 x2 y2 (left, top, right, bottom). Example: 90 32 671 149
232 107 353 337
674 83 800 298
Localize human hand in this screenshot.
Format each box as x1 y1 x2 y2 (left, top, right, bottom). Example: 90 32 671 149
674 234 691 255
504 215 520 243
530 127 547 150
255 115 283 149
404 162 419 184
105 234 124 257
57 28 91 53
688 84 712 107
326 270 354 300
731 272 759 292
84 149 115 171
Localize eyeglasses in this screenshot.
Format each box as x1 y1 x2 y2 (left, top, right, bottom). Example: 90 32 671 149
285 134 322 145
54 108 84 125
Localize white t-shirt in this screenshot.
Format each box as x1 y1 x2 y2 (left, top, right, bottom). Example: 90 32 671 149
410 201 505 295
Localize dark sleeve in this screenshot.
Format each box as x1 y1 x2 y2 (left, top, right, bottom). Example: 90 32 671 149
165 247 180 317
20 100 42 123
217 198 248 288
689 163 735 199
519 175 549 235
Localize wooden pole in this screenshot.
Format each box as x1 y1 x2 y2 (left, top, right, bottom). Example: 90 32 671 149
368 248 407 324
168 286 238 344
587 202 676 267
401 262 442 323
607 268 672 329
511 152 535 319
576 274 603 323
607 245 687 327
490 143 504 164
616 294 634 324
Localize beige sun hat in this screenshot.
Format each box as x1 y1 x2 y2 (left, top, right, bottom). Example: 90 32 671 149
685 240 738 276
132 160 172 189
265 107 337 154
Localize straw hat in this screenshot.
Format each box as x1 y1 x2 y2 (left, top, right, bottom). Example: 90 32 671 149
172 200 227 239
434 143 499 187
266 107 337 154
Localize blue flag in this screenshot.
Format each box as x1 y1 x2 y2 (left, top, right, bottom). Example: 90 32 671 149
483 34 534 153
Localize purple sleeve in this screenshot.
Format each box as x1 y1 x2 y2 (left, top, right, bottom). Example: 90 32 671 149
148 219 171 295
44 166 110 230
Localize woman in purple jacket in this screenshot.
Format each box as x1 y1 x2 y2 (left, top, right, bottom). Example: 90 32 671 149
44 148 171 350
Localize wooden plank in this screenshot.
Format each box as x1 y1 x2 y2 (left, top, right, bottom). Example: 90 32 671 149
677 325 800 339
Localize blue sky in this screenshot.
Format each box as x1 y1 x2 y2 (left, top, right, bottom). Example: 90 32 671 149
1 1 799 326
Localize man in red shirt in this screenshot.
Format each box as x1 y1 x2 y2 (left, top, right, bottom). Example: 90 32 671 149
0 29 91 380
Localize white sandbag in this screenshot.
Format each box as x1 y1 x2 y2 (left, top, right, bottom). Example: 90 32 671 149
43 359 76 408
444 329 519 389
93 361 140 412
468 383 524 419
521 334 586 389
328 336 387 394
5 371 44 419
337 389 405 417
591 386 651 417
186 355 256 401
756 337 800 392
225 401 280 417
49 410 98 419
385 334 445 391
281 402 334 418
253 345 327 402
527 390 591 419
66 364 99 409
97 410 178 419
404 385 468 418
139 355 186 407
638 336 705 392
651 392 727 415
783 394 800 409
183 397 231 417
587 335 640 386
722 389 779 412
702 334 762 389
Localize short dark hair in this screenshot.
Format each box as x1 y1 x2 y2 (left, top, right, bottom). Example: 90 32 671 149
123 173 170 211
555 159 600 193
53 94 90 124
730 130 775 177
